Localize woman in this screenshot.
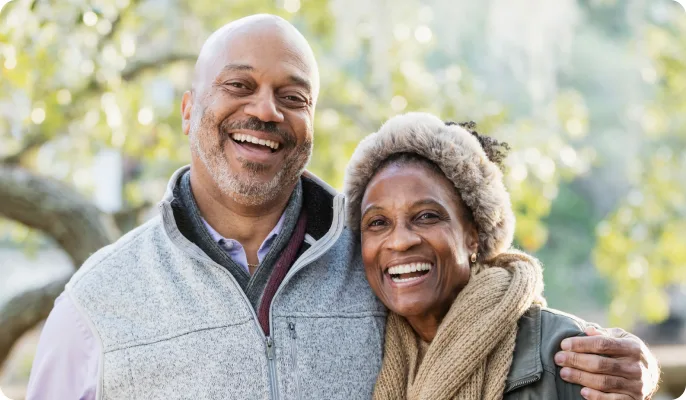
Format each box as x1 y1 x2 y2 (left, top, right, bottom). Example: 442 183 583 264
343 112 587 399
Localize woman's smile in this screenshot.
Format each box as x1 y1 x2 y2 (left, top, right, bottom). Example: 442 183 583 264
386 261 433 285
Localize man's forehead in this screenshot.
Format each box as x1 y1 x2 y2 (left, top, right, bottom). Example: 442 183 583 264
218 34 312 74
204 21 313 73
193 16 319 95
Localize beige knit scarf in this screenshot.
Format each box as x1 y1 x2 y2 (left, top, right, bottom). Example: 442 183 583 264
373 251 544 400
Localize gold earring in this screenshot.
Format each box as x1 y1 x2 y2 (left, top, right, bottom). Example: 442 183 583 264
470 253 477 263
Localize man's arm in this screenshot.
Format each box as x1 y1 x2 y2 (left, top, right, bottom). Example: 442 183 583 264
26 292 100 400
554 326 660 400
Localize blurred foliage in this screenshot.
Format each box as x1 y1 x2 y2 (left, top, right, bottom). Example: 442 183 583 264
593 16 686 327
0 0 684 328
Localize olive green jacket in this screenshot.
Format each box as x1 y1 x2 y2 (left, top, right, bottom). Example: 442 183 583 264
504 305 588 400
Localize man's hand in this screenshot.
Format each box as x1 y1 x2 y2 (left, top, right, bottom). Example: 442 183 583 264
554 326 660 399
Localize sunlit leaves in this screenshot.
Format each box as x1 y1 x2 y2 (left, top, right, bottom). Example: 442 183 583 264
594 18 686 326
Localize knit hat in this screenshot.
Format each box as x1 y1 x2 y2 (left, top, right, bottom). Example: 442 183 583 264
343 112 515 261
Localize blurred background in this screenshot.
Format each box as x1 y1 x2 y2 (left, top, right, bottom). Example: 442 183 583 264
0 0 685 398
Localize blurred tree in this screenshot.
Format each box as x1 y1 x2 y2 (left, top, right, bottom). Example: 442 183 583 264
593 15 686 327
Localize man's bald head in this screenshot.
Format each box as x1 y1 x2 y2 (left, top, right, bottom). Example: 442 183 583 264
192 14 320 103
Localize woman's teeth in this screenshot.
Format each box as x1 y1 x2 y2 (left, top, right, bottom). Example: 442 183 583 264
230 133 280 150
388 263 432 283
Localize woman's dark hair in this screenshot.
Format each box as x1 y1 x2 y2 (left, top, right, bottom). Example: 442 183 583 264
445 121 510 170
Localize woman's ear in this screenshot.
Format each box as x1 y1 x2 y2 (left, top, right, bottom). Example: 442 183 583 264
466 223 479 255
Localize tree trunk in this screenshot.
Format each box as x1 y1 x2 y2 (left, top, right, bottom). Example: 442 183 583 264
0 166 119 366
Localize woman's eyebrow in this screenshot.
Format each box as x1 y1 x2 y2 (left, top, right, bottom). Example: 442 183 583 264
412 198 444 208
361 204 384 219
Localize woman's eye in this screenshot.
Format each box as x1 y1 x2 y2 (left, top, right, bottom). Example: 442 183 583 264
368 219 386 227
417 212 439 221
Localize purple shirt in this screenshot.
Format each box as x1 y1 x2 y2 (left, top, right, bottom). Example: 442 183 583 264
25 216 285 400
202 213 285 273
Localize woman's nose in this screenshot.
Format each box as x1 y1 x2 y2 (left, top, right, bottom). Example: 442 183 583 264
385 224 422 252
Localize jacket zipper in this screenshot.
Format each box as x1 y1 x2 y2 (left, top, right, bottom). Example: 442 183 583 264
288 322 302 400
505 375 542 394
266 336 279 400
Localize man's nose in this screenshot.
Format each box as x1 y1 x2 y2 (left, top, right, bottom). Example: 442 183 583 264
244 88 284 123
386 224 422 252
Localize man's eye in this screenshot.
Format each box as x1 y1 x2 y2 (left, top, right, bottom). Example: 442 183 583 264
369 219 386 227
283 95 307 104
229 82 246 89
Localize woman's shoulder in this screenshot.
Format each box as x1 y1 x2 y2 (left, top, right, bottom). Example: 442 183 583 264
533 306 592 370
513 306 588 374
507 306 589 399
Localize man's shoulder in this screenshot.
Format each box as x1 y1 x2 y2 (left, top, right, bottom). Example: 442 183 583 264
67 215 166 289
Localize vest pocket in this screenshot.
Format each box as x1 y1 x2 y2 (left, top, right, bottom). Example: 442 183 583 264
288 321 302 400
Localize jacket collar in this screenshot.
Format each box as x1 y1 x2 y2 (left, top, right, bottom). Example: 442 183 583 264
160 165 342 246
504 304 544 393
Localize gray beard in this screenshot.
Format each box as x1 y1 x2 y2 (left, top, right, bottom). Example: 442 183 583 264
189 115 311 207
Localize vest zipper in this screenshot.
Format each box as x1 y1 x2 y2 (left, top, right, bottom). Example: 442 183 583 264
265 336 279 400
267 194 345 337
264 195 343 398
288 322 302 400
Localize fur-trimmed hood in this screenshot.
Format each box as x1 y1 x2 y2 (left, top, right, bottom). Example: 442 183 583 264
343 112 515 261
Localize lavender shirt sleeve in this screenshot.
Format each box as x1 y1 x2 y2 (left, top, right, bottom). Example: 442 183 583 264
26 292 100 400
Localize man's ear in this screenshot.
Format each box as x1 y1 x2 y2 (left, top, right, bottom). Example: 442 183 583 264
181 91 193 136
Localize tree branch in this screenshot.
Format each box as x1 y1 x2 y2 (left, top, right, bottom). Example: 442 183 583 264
0 277 69 365
121 52 197 81
0 166 119 367
0 132 50 165
2 50 196 165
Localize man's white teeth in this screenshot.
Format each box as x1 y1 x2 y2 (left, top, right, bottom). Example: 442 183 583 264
230 133 280 150
387 263 432 276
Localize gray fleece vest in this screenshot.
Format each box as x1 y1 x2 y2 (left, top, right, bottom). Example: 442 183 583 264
66 166 386 400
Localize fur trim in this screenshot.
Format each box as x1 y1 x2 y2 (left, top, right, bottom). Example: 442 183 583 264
343 112 515 261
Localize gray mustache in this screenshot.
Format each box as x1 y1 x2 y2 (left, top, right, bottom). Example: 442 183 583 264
220 117 296 147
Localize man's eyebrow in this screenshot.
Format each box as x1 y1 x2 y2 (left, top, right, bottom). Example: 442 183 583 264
287 74 312 94
219 63 254 74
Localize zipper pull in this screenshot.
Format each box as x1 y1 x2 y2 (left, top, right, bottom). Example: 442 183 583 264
288 322 297 339
266 336 275 360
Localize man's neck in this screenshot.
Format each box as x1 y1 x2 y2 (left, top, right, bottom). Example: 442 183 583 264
189 170 294 264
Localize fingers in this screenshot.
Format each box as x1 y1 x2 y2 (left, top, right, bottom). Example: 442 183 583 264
585 326 607 337
589 326 631 339
554 351 642 380
579 387 634 400
560 336 642 358
560 368 642 399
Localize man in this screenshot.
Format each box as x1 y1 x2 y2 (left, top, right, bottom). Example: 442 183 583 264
26 14 658 400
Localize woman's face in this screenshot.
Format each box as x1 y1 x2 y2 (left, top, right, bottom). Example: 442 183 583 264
360 162 478 320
